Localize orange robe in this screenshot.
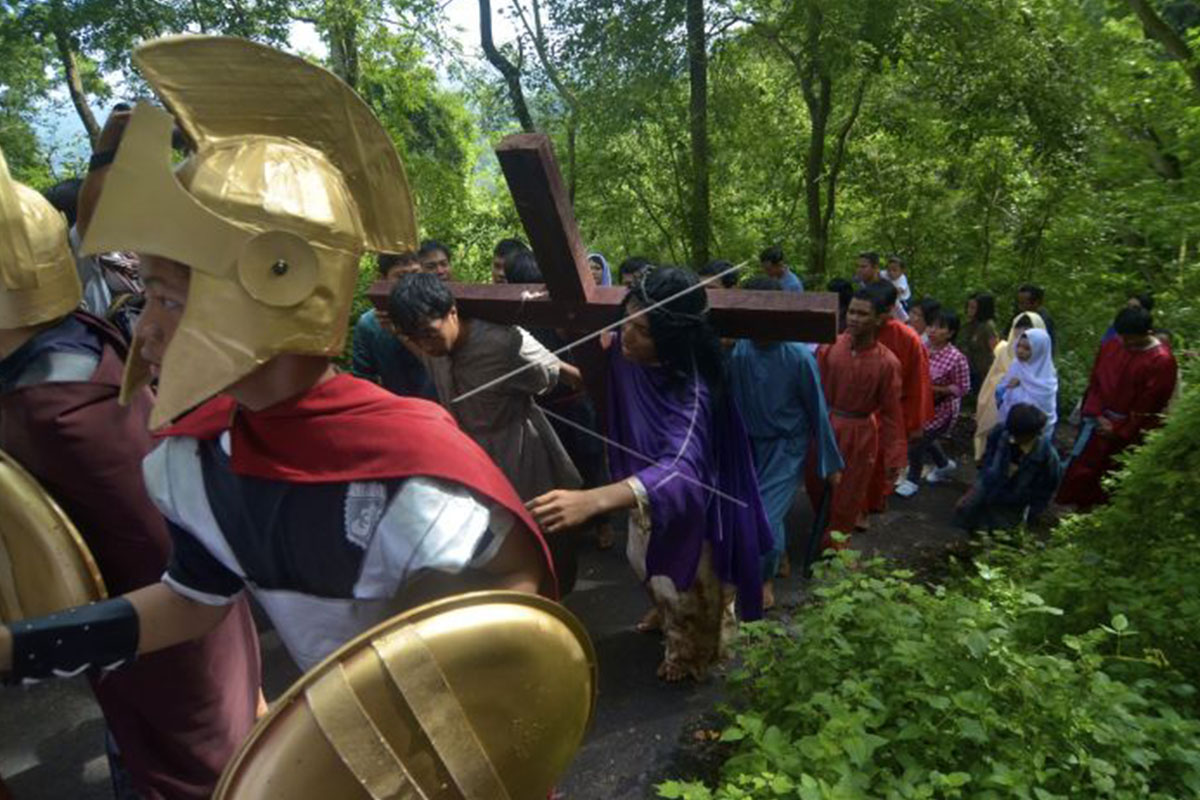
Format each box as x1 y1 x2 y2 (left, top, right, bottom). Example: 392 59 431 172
868 317 934 511
815 334 907 538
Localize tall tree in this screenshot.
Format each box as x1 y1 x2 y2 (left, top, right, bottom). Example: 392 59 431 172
686 0 710 269
738 0 903 278
1123 0 1200 99
511 0 581 198
479 0 536 131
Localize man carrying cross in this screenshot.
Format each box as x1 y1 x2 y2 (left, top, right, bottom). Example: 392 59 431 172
529 267 774 682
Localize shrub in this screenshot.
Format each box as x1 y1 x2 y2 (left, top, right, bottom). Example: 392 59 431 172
1013 369 1200 705
659 554 1200 799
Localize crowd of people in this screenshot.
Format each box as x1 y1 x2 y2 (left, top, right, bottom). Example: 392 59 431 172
0 35 1184 800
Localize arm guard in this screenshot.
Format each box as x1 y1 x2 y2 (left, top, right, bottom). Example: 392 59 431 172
4 597 138 684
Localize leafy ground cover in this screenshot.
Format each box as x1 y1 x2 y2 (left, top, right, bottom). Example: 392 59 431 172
661 380 1200 799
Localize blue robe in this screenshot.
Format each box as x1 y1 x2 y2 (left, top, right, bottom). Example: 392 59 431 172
728 339 844 578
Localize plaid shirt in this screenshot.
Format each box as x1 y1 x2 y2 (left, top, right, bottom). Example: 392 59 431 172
926 343 970 435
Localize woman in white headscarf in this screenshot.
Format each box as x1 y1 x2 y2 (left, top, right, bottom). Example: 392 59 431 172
996 327 1058 434
974 311 1047 461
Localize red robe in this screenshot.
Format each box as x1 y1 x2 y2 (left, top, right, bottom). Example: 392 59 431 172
0 313 260 800
868 318 934 511
1057 337 1177 509
813 334 906 539
160 373 558 598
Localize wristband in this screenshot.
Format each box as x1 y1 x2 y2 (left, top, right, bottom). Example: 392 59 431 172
88 150 117 173
5 597 139 684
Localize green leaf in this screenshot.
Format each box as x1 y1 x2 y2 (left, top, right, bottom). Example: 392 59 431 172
1111 614 1129 632
720 726 745 743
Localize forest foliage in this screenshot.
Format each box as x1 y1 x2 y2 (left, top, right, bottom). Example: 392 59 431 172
3 0 1199 389
658 374 1200 799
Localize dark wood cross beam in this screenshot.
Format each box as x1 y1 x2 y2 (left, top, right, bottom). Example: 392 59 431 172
369 132 838 351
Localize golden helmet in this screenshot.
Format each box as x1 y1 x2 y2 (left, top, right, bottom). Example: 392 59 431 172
0 147 82 329
0 448 106 623
80 36 418 428
215 591 597 800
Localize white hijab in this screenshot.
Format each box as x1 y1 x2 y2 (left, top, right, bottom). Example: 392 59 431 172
998 327 1058 429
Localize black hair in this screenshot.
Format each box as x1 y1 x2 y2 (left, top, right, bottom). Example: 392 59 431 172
699 259 737 288
42 177 83 228
867 279 899 309
915 297 942 323
743 276 782 292
852 287 889 316
624 266 725 395
619 256 652 277
493 237 529 259
1113 306 1153 336
388 273 455 335
857 251 880 267
1017 283 1044 303
827 278 854 311
1130 292 1154 312
930 308 961 340
1006 403 1048 438
970 292 996 323
504 250 543 284
759 245 784 265
377 250 419 277
886 254 905 268
417 239 451 260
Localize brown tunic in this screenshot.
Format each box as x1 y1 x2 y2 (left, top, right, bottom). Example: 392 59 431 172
0 312 260 800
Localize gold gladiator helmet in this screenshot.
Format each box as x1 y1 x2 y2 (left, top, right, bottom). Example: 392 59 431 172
80 36 418 428
0 449 106 622
0 147 82 329
214 592 597 800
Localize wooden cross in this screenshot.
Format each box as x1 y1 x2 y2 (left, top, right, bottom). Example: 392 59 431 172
369 133 839 403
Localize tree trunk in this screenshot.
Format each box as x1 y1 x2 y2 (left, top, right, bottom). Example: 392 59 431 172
480 0 535 132
802 74 830 279
1124 0 1200 99
52 28 100 147
686 0 710 271
566 113 578 205
325 13 360 90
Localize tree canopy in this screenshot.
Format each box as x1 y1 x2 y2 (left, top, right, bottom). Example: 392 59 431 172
4 0 1199 393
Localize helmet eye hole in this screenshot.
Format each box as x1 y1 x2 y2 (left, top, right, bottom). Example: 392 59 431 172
237 231 317 307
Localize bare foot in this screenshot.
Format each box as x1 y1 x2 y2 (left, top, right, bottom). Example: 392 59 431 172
596 523 615 550
635 608 662 633
656 659 691 682
762 581 776 611
776 551 791 578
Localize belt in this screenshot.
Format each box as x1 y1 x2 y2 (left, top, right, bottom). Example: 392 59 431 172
832 408 870 419
1102 409 1129 421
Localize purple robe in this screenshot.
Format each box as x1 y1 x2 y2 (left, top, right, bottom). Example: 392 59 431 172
606 339 772 619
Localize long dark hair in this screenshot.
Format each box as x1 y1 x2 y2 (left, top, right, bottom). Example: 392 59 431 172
624 266 725 397
971 292 996 323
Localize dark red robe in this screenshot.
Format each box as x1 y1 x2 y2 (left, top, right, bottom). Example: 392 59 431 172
0 312 261 800
1057 337 1177 509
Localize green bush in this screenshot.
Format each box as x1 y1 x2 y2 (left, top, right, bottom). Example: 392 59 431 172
1013 371 1200 703
659 554 1200 799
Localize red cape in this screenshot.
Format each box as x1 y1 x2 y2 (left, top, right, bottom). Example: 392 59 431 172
159 374 557 597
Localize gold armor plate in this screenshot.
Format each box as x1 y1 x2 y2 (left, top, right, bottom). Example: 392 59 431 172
0 448 106 622
215 591 596 800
